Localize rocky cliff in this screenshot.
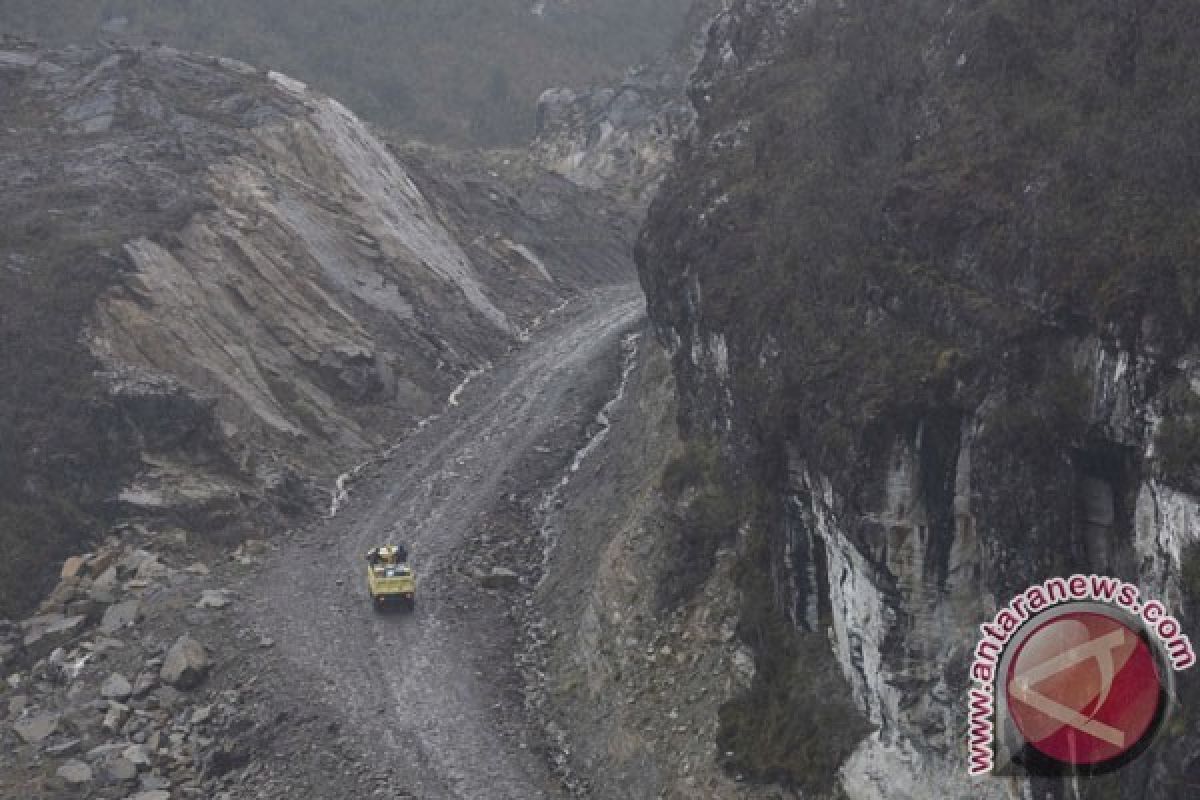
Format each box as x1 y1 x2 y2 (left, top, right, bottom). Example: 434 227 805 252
638 1 1200 797
530 0 727 206
0 36 635 616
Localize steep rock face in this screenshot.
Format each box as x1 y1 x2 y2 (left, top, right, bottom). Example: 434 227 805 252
639 2 1200 797
531 79 689 204
0 38 634 614
530 0 727 204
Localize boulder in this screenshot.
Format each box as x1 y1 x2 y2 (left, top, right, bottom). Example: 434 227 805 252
12 711 59 744
100 599 141 634
102 702 130 732
128 791 170 800
7 694 28 716
117 549 155 579
65 597 105 624
0 641 15 669
135 556 168 582
86 742 129 759
102 755 138 783
480 567 520 590
91 565 118 592
61 556 86 579
160 636 211 689
139 774 171 791
86 549 119 578
196 589 232 609
131 671 158 698
45 738 81 756
189 705 213 726
123 743 152 767
101 673 133 701
22 615 86 659
56 759 93 784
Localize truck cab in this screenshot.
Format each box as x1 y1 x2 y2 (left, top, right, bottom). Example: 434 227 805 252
366 545 415 611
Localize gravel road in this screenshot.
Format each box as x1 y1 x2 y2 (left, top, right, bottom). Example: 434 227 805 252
251 285 646 799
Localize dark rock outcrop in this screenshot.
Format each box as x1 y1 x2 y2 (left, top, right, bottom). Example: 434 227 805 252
639 1 1200 797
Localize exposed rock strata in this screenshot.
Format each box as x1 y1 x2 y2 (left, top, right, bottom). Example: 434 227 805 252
0 38 635 614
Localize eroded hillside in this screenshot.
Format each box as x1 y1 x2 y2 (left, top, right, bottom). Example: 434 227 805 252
0 36 635 616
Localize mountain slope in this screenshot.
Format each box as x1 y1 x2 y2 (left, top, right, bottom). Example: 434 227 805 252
0 37 635 617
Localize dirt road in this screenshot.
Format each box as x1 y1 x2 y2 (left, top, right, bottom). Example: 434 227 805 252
251 285 646 799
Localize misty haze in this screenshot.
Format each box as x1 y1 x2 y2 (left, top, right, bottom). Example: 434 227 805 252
1 2 1198 799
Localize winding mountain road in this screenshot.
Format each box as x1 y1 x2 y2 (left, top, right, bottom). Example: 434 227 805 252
252 285 646 799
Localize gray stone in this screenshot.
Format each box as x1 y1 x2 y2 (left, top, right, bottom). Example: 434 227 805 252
102 702 129 732
123 743 152 767
45 737 82 756
63 89 117 133
159 635 211 689
103 755 138 783
139 773 172 791
56 759 93 784
101 672 133 700
128 790 170 800
86 742 129 759
91 565 118 593
480 566 520 590
189 704 212 725
132 671 158 697
22 614 86 656
153 686 183 710
135 556 168 581
196 589 232 609
117 549 154 577
99 16 129 35
100 600 141 634
7 694 28 717
0 51 37 69
12 711 59 743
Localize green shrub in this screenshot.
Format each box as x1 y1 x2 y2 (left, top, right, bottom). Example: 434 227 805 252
656 438 740 608
717 530 872 793
1181 543 1200 605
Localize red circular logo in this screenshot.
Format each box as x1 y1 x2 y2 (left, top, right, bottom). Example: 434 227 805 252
1006 611 1164 766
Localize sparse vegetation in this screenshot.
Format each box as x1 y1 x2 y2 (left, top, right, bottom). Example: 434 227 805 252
1182 543 1200 604
717 527 872 793
0 222 137 616
656 439 738 609
1155 382 1200 491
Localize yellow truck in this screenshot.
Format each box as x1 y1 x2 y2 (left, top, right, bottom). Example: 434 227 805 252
366 545 415 611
